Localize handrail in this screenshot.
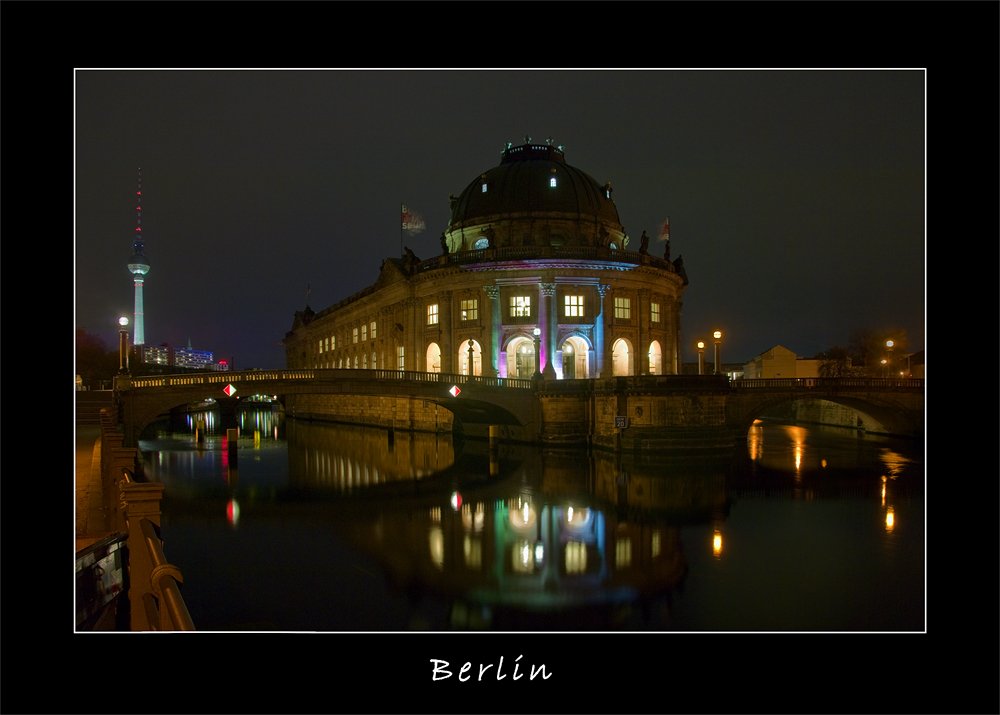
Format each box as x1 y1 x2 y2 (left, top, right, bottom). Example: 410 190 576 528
131 368 536 390
139 518 195 631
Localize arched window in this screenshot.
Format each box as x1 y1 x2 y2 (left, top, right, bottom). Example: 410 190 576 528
473 237 489 250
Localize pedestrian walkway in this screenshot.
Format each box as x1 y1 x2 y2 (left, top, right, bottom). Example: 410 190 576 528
76 425 111 553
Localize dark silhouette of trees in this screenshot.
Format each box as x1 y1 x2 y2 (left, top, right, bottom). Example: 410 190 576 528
76 328 119 388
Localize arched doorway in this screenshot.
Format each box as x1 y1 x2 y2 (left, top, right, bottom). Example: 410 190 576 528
458 339 482 376
612 338 631 376
648 340 662 375
506 337 536 378
426 342 441 373
560 335 589 379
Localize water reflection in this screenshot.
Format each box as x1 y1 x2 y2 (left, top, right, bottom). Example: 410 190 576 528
143 410 924 631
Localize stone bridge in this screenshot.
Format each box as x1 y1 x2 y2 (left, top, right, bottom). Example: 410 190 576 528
113 370 924 451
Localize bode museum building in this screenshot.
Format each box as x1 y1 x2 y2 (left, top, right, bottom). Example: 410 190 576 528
284 140 688 388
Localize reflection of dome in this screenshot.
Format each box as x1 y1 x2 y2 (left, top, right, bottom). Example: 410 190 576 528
445 142 625 252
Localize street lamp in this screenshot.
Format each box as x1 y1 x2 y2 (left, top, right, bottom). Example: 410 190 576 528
532 328 541 378
118 316 130 374
697 341 706 375
713 330 722 375
885 340 894 377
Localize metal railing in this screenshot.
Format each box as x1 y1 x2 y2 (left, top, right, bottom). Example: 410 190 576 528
138 518 195 631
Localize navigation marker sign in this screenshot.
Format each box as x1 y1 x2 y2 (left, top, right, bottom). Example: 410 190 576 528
449 385 461 397
224 384 237 397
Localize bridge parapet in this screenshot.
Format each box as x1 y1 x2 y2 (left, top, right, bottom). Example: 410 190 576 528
127 369 535 391
735 377 924 390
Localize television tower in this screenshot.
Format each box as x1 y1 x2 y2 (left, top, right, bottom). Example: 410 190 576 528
127 167 150 345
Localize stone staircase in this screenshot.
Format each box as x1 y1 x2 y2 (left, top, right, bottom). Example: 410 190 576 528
76 391 114 424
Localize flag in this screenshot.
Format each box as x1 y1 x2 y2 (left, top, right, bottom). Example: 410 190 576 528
402 205 425 235
659 216 670 241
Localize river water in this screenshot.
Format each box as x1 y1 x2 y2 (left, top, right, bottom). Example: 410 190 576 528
139 408 924 632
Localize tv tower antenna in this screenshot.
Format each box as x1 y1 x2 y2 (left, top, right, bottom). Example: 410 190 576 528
127 167 150 345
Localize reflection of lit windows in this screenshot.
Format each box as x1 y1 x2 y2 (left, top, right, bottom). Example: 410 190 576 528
614 297 630 319
512 539 536 574
461 503 485 532
461 299 478 321
429 526 444 570
615 538 632 569
429 506 441 522
565 541 587 574
652 531 661 558
428 303 439 325
564 295 584 317
464 535 482 569
510 296 531 318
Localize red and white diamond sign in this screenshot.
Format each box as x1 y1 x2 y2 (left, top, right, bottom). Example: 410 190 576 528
223 384 237 397
449 385 461 397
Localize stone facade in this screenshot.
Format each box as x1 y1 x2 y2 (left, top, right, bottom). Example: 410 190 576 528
285 142 688 400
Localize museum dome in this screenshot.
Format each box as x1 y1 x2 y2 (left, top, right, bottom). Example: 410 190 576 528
448 141 622 232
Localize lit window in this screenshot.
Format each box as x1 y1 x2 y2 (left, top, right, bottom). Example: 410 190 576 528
565 295 584 317
510 296 531 318
428 303 439 325
362 324 367 342
354 356 359 369
473 237 489 249
614 297 630 319
482 182 488 193
332 335 336 350
353 327 359 343
372 352 377 369
370 321 377 339
651 302 660 323
397 346 405 371
319 340 324 353
461 299 478 321
550 177 557 187
363 353 368 369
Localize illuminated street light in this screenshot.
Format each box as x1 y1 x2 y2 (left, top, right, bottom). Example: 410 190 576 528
118 316 130 374
713 330 723 375
697 341 706 375
885 339 894 378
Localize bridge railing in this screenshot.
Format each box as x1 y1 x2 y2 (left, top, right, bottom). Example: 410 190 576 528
128 369 535 390
734 377 924 389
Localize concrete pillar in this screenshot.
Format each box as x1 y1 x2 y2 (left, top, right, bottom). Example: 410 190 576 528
122 480 165 631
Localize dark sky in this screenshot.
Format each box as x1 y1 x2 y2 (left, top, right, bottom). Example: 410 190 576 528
75 70 925 370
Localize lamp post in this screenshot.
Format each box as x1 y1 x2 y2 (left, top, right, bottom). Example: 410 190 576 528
885 340 894 378
697 341 705 375
713 330 722 375
118 316 131 374
532 328 541 378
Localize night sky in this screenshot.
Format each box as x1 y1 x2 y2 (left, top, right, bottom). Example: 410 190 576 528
75 70 925 371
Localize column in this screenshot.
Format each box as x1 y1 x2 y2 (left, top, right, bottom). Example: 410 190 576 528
638 288 650 375
595 284 609 377
484 286 501 377
439 291 453 374
540 282 557 379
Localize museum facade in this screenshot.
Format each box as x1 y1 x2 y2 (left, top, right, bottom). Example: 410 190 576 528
284 141 688 382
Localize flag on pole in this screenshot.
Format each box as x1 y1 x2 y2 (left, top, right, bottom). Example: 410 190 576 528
659 216 670 241
402 205 426 235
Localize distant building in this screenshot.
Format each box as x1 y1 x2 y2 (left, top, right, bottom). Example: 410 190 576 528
134 341 229 372
681 362 744 380
743 345 821 379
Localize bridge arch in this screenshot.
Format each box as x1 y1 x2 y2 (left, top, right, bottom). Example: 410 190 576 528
729 389 924 440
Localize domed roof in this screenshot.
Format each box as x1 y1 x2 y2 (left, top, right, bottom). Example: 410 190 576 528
449 142 621 229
